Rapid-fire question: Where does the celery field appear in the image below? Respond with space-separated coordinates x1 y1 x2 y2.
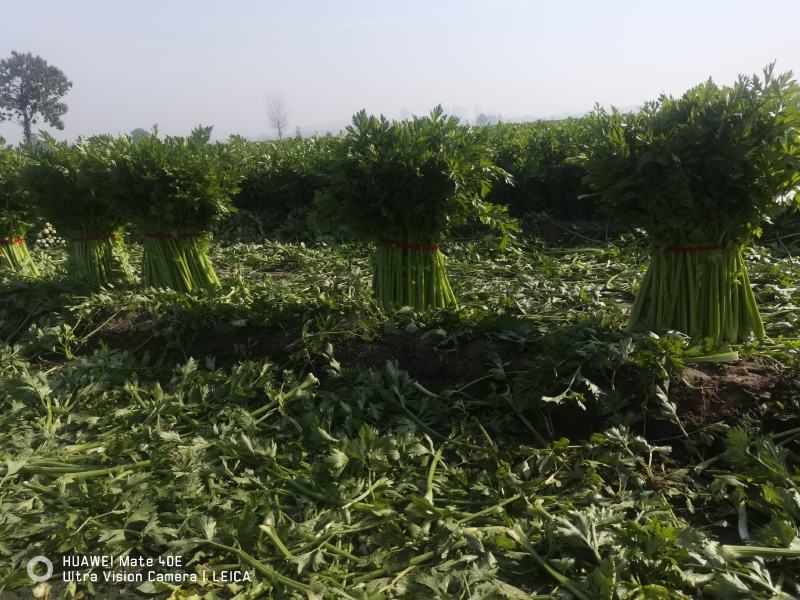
2 67 800 599
1 232 800 599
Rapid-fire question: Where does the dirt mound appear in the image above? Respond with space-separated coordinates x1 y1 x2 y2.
669 358 799 429
94 309 300 367
187 322 299 365
95 310 157 354
335 333 492 391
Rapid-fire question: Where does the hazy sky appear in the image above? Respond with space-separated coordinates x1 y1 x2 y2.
1 0 799 143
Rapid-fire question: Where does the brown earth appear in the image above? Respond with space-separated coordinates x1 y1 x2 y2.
92 309 300 367
669 358 799 430
334 332 492 391
186 323 299 365
94 309 157 355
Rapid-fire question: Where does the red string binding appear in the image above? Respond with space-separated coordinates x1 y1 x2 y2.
0 237 24 246
382 239 440 252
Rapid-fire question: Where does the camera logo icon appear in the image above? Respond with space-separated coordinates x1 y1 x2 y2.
26 556 53 582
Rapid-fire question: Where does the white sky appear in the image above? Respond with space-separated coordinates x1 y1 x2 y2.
1 0 799 142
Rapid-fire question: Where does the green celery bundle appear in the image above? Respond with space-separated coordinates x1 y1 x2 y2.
112 126 240 292
583 65 800 346
21 135 132 286
314 106 514 311
0 139 37 276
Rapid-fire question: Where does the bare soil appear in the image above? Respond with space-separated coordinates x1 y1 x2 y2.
94 310 156 354
334 332 492 391
93 310 300 367
669 358 799 430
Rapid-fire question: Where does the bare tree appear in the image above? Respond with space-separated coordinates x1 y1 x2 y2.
266 93 289 140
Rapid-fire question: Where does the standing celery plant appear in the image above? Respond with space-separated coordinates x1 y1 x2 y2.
21 135 132 287
230 134 336 239
583 65 800 347
0 139 37 276
112 126 240 292
314 107 514 311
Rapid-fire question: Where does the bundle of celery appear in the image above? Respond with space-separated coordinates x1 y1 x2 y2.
314 106 514 310
21 135 132 287
374 239 457 309
0 139 37 276
141 233 219 291
113 126 240 292
583 65 800 346
64 231 131 288
0 236 35 274
631 243 765 344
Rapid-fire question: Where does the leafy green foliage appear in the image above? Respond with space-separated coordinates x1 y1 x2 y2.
314 106 515 244
231 135 336 235
20 133 125 235
484 118 595 220
582 64 800 244
0 138 31 238
112 126 242 233
579 65 800 344
17 135 134 285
